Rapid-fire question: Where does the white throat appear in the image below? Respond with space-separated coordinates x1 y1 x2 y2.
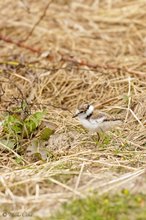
77 105 95 131
77 105 94 120
86 105 94 117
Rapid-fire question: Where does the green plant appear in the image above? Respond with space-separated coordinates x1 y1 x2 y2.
0 103 54 160
50 191 146 220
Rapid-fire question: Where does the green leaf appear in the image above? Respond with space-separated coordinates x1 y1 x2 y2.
27 139 48 160
15 156 23 164
23 111 45 135
3 115 22 135
40 127 54 140
0 139 15 149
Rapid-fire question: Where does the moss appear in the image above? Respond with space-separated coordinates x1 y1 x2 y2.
50 191 146 220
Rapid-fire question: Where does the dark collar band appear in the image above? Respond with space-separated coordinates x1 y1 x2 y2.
86 112 93 119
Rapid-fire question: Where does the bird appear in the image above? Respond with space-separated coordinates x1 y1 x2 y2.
73 103 122 134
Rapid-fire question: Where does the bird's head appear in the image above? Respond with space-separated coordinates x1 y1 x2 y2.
73 103 94 119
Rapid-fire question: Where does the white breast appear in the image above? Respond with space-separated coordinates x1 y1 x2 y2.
78 118 100 132
78 117 122 133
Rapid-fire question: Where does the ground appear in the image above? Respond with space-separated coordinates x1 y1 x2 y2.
0 0 146 219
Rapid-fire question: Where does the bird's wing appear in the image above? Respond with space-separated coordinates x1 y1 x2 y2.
90 110 122 123
90 111 108 123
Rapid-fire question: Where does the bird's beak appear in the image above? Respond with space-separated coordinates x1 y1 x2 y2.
72 113 78 118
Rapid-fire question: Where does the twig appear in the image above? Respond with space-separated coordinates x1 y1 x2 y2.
0 35 41 54
74 162 85 191
48 177 83 197
125 77 132 122
20 0 53 42
94 97 122 109
0 142 28 164
126 67 146 78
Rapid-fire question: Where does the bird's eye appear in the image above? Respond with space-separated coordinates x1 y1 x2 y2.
80 111 84 113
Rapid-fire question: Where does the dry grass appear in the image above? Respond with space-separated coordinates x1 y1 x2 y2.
0 0 146 219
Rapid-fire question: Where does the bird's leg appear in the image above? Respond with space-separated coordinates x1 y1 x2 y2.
96 132 100 141
91 132 100 144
